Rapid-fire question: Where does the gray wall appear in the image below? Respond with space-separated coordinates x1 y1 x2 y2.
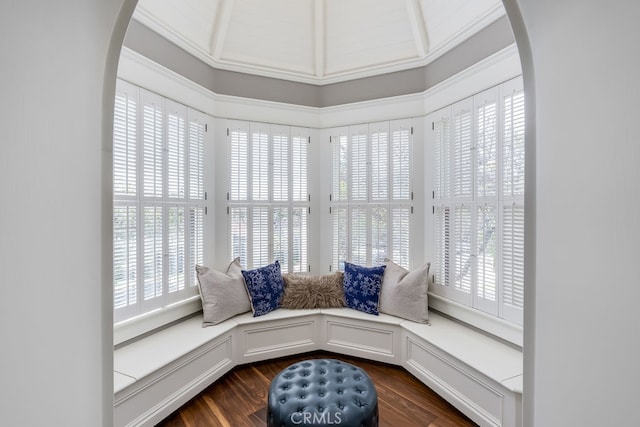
123 15 515 108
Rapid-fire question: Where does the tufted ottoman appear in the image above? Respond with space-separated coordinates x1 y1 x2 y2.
267 359 378 427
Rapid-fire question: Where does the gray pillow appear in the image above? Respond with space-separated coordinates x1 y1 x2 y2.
379 260 430 323
195 258 251 326
280 272 345 309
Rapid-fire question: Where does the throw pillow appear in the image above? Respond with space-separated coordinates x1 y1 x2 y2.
379 260 430 323
195 258 251 326
280 272 345 309
242 260 285 317
342 262 386 315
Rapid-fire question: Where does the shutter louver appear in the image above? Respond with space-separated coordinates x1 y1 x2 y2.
273 207 289 271
189 207 204 287
331 134 348 202
143 206 163 301
476 205 497 301
252 129 269 202
142 93 164 198
504 91 526 197
391 128 411 201
433 205 450 287
351 206 368 265
229 127 248 201
167 206 186 294
350 132 368 202
454 204 472 294
476 101 498 198
188 116 205 200
371 205 389 264
167 104 186 199
252 207 270 268
434 116 450 200
114 88 137 197
292 207 308 273
503 203 525 309
371 128 389 201
332 206 348 271
292 132 308 202
273 132 289 202
230 207 248 269
392 207 410 269
453 108 472 198
113 204 137 309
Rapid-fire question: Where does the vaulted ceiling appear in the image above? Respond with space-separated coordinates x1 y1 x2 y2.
133 0 505 85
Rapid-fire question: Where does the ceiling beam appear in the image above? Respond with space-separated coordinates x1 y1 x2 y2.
314 0 325 78
210 0 236 60
405 0 429 58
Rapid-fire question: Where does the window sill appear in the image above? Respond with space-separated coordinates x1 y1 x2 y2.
114 296 202 347
428 292 523 348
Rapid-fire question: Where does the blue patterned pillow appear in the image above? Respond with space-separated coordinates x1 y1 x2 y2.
241 261 285 317
343 262 386 315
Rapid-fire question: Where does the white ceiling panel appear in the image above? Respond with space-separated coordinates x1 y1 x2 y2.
132 0 506 84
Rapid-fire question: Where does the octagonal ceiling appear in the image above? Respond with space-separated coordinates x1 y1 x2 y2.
133 0 506 84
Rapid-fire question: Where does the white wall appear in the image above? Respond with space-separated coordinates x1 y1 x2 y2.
507 0 640 425
0 1 133 426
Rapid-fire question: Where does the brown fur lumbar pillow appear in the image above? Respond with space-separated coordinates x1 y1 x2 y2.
280 272 345 309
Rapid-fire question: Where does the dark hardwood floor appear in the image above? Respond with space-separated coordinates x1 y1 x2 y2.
157 351 477 427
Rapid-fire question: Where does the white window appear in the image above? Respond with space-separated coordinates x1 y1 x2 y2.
227 120 309 272
432 77 524 324
329 119 413 271
113 79 208 323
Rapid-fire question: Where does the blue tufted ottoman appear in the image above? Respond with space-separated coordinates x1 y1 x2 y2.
267 359 378 427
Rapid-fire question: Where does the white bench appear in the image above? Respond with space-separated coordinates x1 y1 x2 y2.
114 308 522 427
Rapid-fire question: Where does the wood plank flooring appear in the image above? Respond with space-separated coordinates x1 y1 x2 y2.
157 351 477 427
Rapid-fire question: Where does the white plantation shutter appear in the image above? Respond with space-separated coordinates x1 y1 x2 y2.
229 122 249 201
431 77 525 324
502 203 525 314
350 126 368 202
143 205 163 303
432 107 452 290
167 206 186 295
273 207 289 270
114 81 137 198
453 204 472 296
433 205 450 287
291 130 308 203
391 207 410 269
188 112 205 201
227 121 309 272
391 124 411 201
476 205 498 308
251 124 269 202
453 101 473 199
370 123 389 201
252 207 270 267
351 206 368 265
332 206 348 271
113 204 137 311
371 205 389 264
229 207 248 268
272 127 289 202
113 80 208 323
501 78 525 324
142 90 164 199
166 101 186 200
189 207 204 287
292 207 308 273
331 133 349 202
329 120 412 271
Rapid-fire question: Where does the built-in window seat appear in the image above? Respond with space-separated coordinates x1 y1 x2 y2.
114 308 522 427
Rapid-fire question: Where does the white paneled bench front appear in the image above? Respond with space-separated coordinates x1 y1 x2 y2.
114 308 522 427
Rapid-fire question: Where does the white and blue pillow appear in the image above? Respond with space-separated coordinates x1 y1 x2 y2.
343 262 386 315
241 260 285 317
